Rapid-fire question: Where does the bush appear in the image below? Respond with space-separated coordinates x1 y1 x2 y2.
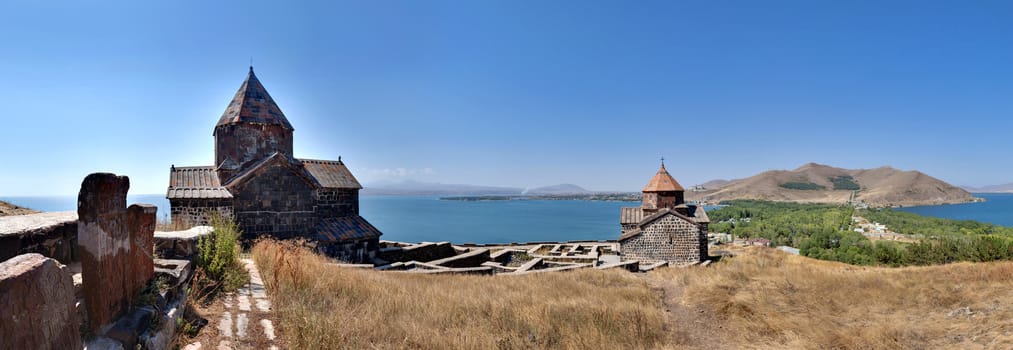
192 213 248 300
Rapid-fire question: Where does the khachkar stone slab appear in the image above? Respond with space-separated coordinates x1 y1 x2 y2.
128 204 157 287
0 253 82 350
77 173 156 331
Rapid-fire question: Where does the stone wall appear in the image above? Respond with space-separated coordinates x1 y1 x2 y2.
169 198 233 227
0 253 81 350
318 238 378 263
154 226 213 259
315 189 359 217
232 162 317 240
620 215 707 264
215 123 293 171
0 211 79 264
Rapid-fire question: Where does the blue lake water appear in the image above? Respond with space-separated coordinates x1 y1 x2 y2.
0 194 633 243
896 193 1013 227
6 193 1009 243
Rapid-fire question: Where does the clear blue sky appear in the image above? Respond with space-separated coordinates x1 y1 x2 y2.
2 1 1012 196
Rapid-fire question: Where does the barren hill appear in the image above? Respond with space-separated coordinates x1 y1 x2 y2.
0 200 38 217
687 163 975 207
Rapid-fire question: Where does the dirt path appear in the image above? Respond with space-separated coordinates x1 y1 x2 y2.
184 259 281 350
640 273 727 349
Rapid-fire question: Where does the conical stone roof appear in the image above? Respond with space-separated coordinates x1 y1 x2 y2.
216 67 294 130
642 164 685 192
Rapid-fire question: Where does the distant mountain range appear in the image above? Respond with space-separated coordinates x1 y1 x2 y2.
687 163 976 207
961 183 1013 193
361 180 522 196
362 181 596 196
363 163 977 207
522 184 589 195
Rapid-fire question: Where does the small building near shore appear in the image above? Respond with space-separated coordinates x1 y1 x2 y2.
618 162 709 264
166 67 381 262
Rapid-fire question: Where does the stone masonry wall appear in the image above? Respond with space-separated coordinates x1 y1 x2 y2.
169 198 234 227
232 163 317 240
314 189 359 217
620 215 706 264
0 253 81 350
215 123 293 170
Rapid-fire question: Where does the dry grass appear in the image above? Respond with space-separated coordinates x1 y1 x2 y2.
252 240 667 350
251 240 1013 349
652 246 1013 349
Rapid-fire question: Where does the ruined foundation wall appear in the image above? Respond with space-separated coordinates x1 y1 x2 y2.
0 212 79 264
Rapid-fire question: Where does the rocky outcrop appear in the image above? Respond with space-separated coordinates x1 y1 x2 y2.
0 253 81 350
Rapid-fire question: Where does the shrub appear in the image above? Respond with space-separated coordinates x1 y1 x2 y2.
192 213 248 300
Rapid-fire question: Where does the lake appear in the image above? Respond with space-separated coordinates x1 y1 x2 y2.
6 193 1009 243
896 193 1013 227
0 195 633 244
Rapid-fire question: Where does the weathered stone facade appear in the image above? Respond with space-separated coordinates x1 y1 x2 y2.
619 163 709 264
619 214 707 263
167 68 381 262
168 198 233 227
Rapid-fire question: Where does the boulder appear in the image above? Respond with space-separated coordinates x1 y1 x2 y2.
0 253 82 350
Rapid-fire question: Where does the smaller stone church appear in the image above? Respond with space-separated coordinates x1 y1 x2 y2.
619 162 709 264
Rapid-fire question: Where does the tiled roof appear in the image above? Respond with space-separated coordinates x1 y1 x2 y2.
642 164 685 192
167 166 233 199
693 205 710 223
620 207 645 225
215 67 294 130
301 159 362 189
315 216 382 242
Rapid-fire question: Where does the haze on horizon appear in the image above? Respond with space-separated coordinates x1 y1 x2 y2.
2 1 1012 196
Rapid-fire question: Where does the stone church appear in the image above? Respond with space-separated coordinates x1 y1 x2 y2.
619 162 709 264
166 67 381 262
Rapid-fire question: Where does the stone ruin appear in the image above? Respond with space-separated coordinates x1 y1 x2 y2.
0 173 209 350
364 239 706 275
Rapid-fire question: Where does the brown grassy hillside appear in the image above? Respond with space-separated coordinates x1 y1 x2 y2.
0 200 38 216
654 247 1013 349
252 241 1013 349
688 163 974 206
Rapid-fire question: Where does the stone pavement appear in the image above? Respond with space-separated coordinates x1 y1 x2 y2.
215 259 278 350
